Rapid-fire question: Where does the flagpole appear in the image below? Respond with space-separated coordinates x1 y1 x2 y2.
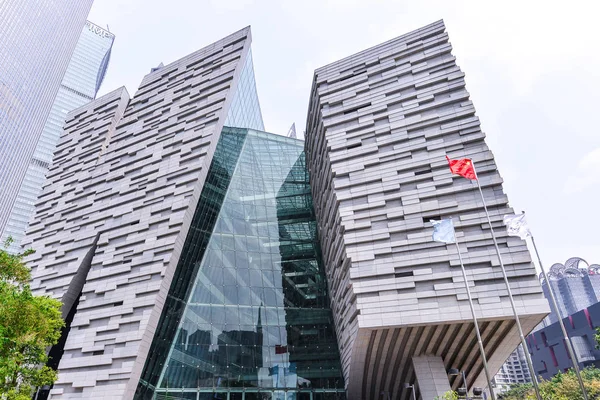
454 239 496 400
525 212 588 400
471 162 543 400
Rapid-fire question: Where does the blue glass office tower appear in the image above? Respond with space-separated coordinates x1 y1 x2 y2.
1 20 114 253
0 0 94 238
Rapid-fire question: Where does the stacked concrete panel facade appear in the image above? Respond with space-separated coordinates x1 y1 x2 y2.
304 20 549 399
23 28 257 399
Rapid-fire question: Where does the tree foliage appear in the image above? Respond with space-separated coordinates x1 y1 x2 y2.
498 383 533 399
434 391 458 400
0 238 64 400
498 367 600 400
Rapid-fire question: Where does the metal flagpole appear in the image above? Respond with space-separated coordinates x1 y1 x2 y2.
454 239 496 400
471 162 543 400
526 212 588 400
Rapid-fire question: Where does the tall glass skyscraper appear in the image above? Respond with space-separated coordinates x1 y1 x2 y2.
1 20 114 253
0 0 94 238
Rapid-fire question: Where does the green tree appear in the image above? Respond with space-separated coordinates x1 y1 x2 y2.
498 367 600 400
0 238 64 400
434 391 458 400
498 383 533 399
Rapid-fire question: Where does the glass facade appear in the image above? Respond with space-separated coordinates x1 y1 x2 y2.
224 50 265 131
1 21 114 253
0 0 93 235
136 127 345 400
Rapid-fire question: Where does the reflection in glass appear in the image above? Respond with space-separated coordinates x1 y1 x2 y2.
136 128 345 399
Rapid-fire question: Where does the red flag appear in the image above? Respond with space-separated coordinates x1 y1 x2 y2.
446 156 477 180
275 345 288 354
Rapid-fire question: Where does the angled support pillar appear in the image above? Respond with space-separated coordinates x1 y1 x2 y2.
412 355 452 399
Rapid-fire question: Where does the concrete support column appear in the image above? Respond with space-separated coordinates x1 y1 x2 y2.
412 355 452 400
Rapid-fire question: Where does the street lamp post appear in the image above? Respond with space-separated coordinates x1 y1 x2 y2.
448 368 468 392
402 383 417 400
448 369 484 399
472 387 484 399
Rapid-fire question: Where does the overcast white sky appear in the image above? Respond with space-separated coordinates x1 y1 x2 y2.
89 0 599 269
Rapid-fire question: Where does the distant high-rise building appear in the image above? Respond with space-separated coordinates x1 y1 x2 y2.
493 257 600 394
492 345 532 394
0 0 94 237
541 257 600 324
1 20 114 253
287 122 297 139
528 299 600 381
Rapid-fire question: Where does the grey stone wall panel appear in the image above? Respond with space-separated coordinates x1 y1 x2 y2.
23 28 253 399
305 20 549 399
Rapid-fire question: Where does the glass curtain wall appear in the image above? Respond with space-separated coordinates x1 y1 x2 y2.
1 21 114 253
0 0 93 233
136 128 345 400
224 49 264 131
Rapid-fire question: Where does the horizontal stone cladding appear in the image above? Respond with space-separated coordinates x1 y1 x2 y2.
304 20 549 399
22 27 254 400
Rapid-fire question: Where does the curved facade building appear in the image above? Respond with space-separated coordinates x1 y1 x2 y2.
540 257 600 324
1 20 115 253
